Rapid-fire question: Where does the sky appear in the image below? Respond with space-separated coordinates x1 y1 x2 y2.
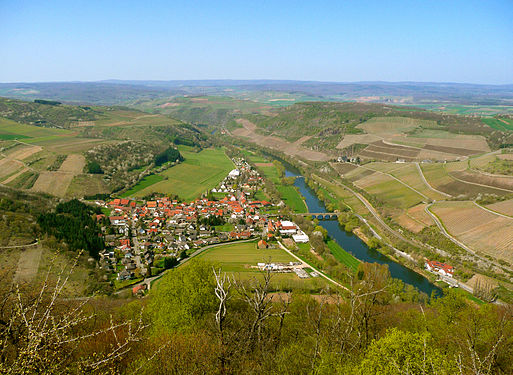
1 0 512 84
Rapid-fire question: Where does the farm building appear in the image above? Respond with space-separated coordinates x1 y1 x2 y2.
292 232 309 243
425 260 454 277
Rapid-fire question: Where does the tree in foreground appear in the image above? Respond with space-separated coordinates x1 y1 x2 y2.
358 328 457 375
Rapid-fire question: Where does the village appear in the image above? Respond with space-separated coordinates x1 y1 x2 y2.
94 158 310 286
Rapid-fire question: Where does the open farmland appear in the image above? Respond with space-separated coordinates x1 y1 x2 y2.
337 116 490 161
66 174 109 198
388 163 446 200
394 203 434 233
482 117 513 131
431 201 513 264
358 116 432 135
131 147 234 201
486 199 513 217
420 163 507 197
353 171 423 209
233 119 330 162
194 241 327 291
31 154 85 197
451 170 513 192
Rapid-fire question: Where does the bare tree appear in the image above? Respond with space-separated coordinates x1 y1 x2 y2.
213 267 232 374
0 252 147 374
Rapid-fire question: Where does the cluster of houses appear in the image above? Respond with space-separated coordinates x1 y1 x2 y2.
425 260 454 277
95 158 309 283
211 158 264 194
267 220 309 243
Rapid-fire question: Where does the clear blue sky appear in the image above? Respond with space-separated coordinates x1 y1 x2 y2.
1 0 512 83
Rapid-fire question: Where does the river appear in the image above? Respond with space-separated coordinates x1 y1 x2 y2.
282 164 442 298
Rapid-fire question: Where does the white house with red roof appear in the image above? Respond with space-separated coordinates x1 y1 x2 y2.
425 260 454 277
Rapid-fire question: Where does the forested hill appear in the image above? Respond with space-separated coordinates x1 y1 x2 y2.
0 97 98 128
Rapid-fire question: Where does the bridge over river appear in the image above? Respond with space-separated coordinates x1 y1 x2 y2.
292 212 340 220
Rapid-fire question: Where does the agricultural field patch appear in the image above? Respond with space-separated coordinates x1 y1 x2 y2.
422 144 483 156
66 174 109 198
354 172 423 209
30 154 85 196
420 163 504 197
194 241 328 291
482 117 513 131
330 163 358 176
6 170 39 189
485 199 513 216
133 147 234 201
431 201 497 235
336 134 381 150
407 203 434 227
5 143 42 160
59 154 85 174
450 170 513 192
343 167 375 182
0 158 24 182
357 116 433 135
458 218 513 264
389 164 446 200
31 172 74 197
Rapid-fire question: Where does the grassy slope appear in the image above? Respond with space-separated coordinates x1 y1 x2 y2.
326 238 360 272
132 147 234 201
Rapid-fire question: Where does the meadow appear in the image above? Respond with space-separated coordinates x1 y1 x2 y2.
194 241 328 291
326 238 360 272
120 174 164 197
257 163 308 213
130 147 234 201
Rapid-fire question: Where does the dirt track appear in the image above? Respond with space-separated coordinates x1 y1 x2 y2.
233 119 330 161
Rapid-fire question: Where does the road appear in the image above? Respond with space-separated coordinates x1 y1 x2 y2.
277 241 348 291
355 162 430 201
0 240 39 250
327 165 449 256
415 162 451 198
473 201 513 219
424 203 508 271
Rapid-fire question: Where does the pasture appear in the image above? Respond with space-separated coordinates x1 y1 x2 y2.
131 147 234 201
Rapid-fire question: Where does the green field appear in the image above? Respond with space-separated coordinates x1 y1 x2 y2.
326 238 360 272
0 118 72 143
132 147 234 201
258 164 307 213
482 118 513 131
363 176 423 209
121 174 164 197
276 185 308 213
194 241 327 291
196 241 294 272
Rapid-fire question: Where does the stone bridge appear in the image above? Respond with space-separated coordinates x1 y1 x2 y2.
291 212 340 220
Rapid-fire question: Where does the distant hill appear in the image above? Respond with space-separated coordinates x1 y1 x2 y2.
1 80 512 107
